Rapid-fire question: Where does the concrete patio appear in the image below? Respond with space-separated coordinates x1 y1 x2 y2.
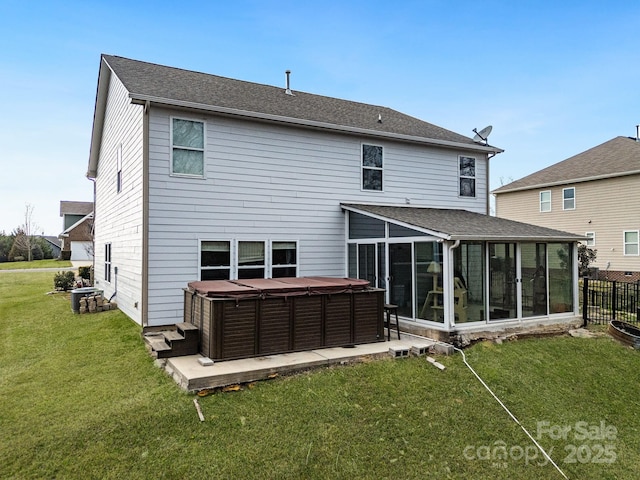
156 332 442 392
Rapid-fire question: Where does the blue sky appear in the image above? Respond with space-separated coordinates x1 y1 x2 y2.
1 0 639 234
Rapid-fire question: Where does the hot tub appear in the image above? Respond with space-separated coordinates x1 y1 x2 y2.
184 277 385 361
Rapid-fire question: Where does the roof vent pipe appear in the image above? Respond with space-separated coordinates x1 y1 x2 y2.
285 70 293 95
636 124 639 142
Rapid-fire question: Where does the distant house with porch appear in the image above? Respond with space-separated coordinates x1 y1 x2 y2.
87 54 583 341
59 201 94 261
493 135 640 282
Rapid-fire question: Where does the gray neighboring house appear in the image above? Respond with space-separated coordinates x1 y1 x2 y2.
87 54 583 341
41 236 62 258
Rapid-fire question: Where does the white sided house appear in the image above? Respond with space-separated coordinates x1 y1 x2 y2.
87 55 583 341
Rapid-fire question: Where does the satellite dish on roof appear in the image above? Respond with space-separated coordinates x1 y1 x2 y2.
473 125 493 144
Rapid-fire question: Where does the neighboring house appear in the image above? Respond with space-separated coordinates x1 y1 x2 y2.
493 136 640 282
87 54 583 341
59 201 94 261
41 236 62 258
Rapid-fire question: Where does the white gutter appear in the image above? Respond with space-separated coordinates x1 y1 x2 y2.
129 94 503 155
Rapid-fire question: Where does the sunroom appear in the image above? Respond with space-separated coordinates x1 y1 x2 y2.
342 204 584 338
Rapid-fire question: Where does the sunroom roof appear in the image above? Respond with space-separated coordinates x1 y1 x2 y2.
341 204 584 242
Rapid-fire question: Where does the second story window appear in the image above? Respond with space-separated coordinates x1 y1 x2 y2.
459 156 476 197
540 191 551 212
563 187 575 210
624 231 639 256
172 118 204 177
362 144 383 191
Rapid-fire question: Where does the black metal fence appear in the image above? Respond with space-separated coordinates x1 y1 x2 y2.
582 278 640 325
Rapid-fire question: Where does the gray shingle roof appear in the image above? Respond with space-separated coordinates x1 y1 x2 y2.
493 136 640 194
342 203 583 242
101 55 495 150
59 201 94 216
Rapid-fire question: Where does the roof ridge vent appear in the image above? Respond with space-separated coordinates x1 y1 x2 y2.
285 70 294 96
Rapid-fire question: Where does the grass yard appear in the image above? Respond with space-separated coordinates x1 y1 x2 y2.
0 259 72 270
1 271 640 479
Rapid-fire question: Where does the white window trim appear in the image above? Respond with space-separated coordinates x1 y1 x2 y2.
104 243 112 283
237 240 267 278
585 232 595 247
458 155 476 198
361 143 384 192
270 240 299 277
170 116 206 179
562 187 575 210
540 190 551 212
623 230 639 256
199 240 232 280
199 239 299 279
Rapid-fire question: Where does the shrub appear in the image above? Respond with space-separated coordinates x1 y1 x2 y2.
54 271 75 291
31 244 44 261
78 266 91 280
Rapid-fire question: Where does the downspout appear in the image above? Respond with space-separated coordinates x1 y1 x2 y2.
142 100 150 327
89 177 96 278
447 240 461 330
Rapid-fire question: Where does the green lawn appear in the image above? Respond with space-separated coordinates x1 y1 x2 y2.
0 258 72 270
1 272 639 479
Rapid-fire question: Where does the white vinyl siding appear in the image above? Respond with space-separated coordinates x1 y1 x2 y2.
146 109 489 326
563 187 575 210
540 190 551 212
92 72 144 324
624 231 639 256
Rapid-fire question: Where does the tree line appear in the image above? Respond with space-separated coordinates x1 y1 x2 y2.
0 230 56 262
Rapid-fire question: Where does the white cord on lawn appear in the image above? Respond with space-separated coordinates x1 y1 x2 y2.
448 343 569 480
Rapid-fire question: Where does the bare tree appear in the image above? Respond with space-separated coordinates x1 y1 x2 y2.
21 204 39 262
